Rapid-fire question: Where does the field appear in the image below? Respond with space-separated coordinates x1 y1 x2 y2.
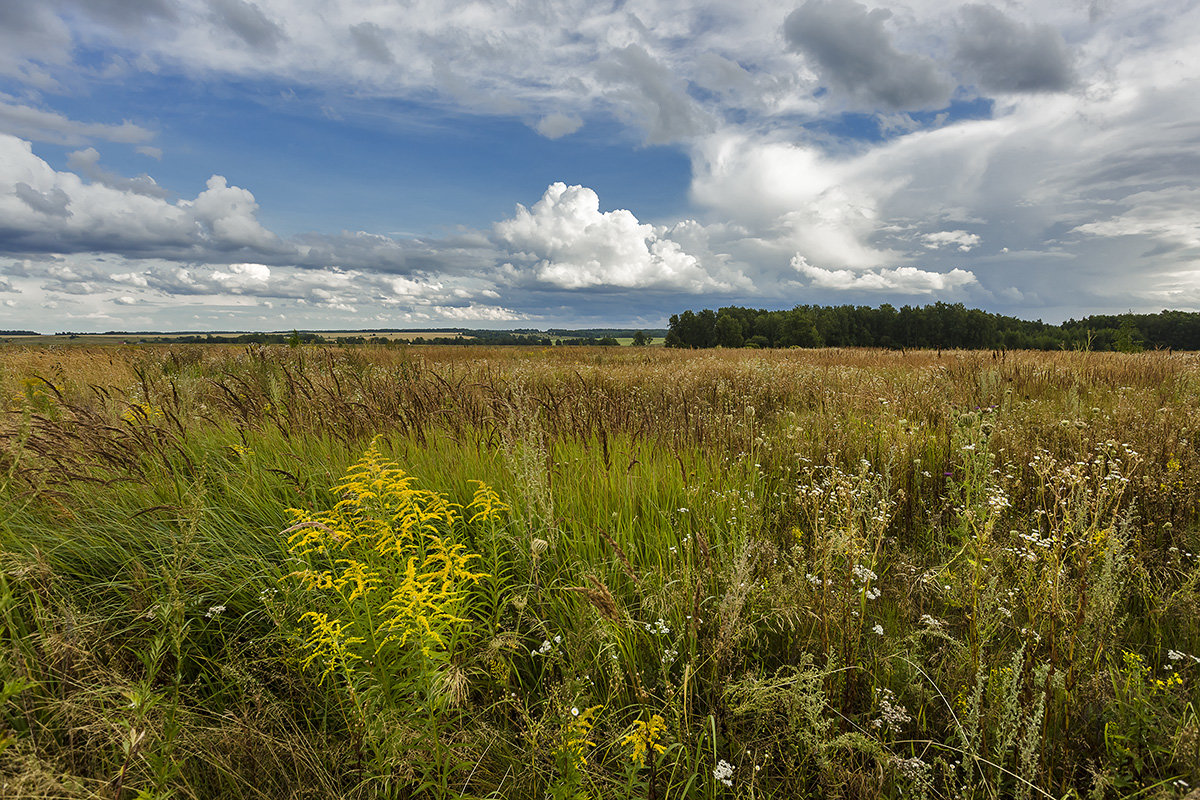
1 343 1198 799
0 332 472 346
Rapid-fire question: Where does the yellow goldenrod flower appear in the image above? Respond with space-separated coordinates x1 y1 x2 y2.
621 714 668 767
467 480 510 524
561 706 603 769
289 568 336 592
285 437 497 682
299 611 365 684
333 559 381 603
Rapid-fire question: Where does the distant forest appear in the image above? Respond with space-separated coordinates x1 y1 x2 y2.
664 303 1200 351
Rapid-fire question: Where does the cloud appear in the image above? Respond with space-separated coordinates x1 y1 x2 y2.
186 175 279 251
0 134 509 287
2 0 1198 326
792 256 978 294
535 112 583 139
921 230 980 252
955 5 1075 93
494 182 746 291
1071 187 1200 254
0 96 155 146
689 132 897 270
600 44 713 144
12 250 516 320
0 5 71 77
207 0 285 51
211 261 271 290
62 0 178 27
0 134 278 258
349 22 393 64
14 182 71 217
68 147 168 198
783 0 952 110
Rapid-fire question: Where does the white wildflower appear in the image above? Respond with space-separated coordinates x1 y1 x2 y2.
713 759 734 787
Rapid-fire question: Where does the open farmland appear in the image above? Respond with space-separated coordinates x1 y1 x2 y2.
1 344 1198 799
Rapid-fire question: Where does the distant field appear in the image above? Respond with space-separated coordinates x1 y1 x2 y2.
0 331 675 346
0 330 473 344
1 345 1197 798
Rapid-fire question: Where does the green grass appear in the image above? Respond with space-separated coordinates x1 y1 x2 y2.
1 345 1199 798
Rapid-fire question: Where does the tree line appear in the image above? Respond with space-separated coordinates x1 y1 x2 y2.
664 303 1200 351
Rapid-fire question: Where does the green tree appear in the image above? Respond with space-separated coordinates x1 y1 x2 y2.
714 311 744 348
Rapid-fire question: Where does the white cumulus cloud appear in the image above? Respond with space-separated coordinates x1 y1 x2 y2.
792 256 978 294
921 230 981 252
0 134 280 258
495 182 748 291
534 113 583 139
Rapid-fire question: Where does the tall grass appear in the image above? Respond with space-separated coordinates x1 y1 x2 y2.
1 344 1198 798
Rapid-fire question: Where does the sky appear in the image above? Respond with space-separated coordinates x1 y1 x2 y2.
1 0 1199 332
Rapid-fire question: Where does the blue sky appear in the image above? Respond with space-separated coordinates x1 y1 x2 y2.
1 0 1199 331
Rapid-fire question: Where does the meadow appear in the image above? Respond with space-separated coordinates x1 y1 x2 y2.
0 343 1198 799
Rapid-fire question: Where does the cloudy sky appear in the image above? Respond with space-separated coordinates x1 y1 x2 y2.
1 0 1198 331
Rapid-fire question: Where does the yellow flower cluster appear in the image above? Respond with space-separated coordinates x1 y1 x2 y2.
467 480 510 524
376 539 485 655
299 611 365 684
1154 671 1184 693
285 437 497 677
122 401 161 423
562 706 602 769
621 713 668 767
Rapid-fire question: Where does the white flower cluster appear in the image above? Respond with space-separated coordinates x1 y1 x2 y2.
894 755 929 781
852 563 882 600
1168 649 1200 664
985 487 1010 513
872 687 911 731
852 563 877 583
713 759 734 787
1004 528 1056 563
646 618 670 635
205 605 226 618
532 634 562 655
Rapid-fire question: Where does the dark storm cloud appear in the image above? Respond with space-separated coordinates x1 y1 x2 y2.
784 0 952 110
955 5 1075 93
207 0 285 51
